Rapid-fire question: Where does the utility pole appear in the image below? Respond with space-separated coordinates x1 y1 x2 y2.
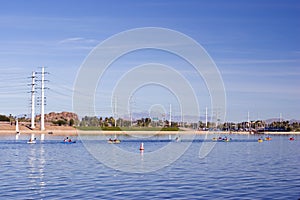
114 97 117 127
41 67 45 131
213 108 220 129
205 107 208 128
30 71 36 129
169 104 172 127
130 107 132 127
279 113 282 123
36 67 48 131
247 111 250 130
129 97 134 127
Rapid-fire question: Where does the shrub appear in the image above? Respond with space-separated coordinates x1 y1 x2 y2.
0 115 10 121
52 119 67 126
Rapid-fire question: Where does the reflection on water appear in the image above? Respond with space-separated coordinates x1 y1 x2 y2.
27 143 46 198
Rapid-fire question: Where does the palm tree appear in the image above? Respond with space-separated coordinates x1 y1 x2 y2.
99 117 103 127
104 117 109 127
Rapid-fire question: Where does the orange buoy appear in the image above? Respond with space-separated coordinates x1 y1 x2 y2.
139 142 144 151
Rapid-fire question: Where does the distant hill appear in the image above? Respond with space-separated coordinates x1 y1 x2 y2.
36 111 79 122
264 118 300 124
289 119 300 123
265 118 281 124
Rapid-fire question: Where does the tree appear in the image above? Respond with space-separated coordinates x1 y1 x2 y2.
0 114 10 121
144 118 151 127
99 117 103 127
109 117 115 127
104 117 109 127
69 118 75 126
90 117 99 126
53 119 67 126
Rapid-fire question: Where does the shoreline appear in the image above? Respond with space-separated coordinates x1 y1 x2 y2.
0 130 299 136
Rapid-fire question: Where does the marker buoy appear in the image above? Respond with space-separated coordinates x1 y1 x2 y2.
139 142 144 151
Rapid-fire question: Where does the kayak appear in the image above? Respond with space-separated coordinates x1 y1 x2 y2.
27 141 36 144
265 137 272 141
62 140 76 144
107 139 121 144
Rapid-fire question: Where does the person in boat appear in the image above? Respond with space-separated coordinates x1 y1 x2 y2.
175 136 181 142
64 137 72 142
28 137 36 142
63 137 68 142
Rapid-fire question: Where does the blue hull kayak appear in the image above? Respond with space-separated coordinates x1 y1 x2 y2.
61 141 76 144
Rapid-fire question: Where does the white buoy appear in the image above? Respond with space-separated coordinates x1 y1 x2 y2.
139 142 144 151
41 133 45 141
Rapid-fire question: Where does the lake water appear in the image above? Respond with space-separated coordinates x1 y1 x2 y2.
0 134 299 199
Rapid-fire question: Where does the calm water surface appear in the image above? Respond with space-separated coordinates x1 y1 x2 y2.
0 134 299 199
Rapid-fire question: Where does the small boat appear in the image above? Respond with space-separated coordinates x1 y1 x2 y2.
258 138 263 143
175 136 181 142
63 137 76 143
289 137 295 141
63 140 76 143
265 136 272 141
27 139 36 144
220 136 231 142
107 138 121 144
212 137 231 142
27 136 36 144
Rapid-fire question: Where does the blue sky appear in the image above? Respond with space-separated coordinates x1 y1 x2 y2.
0 0 299 122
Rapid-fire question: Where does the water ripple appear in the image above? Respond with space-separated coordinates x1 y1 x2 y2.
0 135 299 199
